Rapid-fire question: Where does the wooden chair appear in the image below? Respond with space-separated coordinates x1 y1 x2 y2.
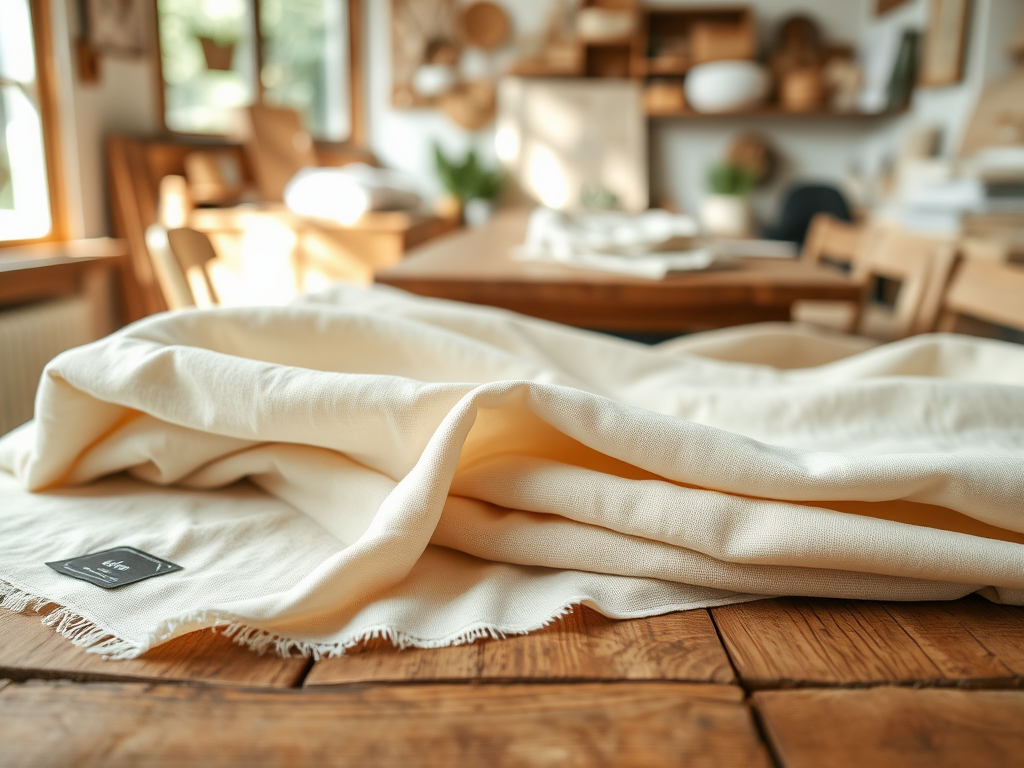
800 213 863 269
851 228 959 340
243 105 318 202
145 225 195 310
937 258 1024 336
791 214 876 336
795 214 958 341
166 228 221 308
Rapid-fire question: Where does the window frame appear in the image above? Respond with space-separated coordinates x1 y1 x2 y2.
151 0 365 149
0 0 67 247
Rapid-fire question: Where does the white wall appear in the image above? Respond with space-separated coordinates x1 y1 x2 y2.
51 0 159 239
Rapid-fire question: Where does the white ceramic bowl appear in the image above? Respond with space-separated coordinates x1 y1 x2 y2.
412 64 457 98
684 61 769 113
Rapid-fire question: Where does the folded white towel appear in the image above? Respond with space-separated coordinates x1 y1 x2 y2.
284 164 422 225
516 207 714 279
2 285 1023 659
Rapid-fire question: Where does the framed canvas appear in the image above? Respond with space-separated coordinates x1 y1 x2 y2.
85 0 147 57
496 78 648 212
919 0 972 87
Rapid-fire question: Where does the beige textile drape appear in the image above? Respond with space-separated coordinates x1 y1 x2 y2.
1 285 1023 658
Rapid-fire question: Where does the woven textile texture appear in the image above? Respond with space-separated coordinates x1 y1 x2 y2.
1 285 1023 658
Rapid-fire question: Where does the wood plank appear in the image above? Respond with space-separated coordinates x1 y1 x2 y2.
713 596 1024 687
0 609 308 688
755 687 1024 768
305 607 734 686
880 597 1023 682
0 681 768 768
306 636 484 686
711 597 941 686
480 607 734 682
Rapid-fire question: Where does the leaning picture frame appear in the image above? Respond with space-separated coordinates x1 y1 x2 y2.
84 0 147 57
919 0 972 87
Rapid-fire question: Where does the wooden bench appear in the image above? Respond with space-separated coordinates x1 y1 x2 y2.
2 594 1023 766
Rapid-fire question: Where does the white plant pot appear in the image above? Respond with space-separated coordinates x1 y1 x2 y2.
464 198 495 228
701 194 753 238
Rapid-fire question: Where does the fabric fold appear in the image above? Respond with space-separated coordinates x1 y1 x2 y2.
1 284 1023 658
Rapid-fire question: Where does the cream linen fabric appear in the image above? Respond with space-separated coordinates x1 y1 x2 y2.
2 284 1024 658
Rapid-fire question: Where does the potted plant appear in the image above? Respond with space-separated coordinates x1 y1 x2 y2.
433 144 504 227
194 22 239 72
701 162 757 237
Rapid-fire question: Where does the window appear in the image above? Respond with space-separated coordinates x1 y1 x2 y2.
0 0 60 243
156 0 354 142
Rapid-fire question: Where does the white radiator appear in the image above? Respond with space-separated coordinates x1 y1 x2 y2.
0 296 101 436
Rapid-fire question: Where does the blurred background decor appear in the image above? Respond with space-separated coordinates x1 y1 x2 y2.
919 0 972 85
84 0 147 55
701 162 757 237
433 143 504 225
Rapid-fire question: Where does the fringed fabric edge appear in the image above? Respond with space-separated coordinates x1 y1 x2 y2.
0 576 581 661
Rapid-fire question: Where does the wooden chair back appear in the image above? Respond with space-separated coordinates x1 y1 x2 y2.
801 213 863 269
166 228 221 308
959 237 1009 264
938 259 1024 334
145 225 195 310
851 228 959 338
244 105 318 202
108 134 375 319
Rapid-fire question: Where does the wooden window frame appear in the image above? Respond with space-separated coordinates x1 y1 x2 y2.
151 0 366 150
1 0 68 247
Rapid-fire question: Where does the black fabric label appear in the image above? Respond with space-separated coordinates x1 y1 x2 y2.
46 546 182 589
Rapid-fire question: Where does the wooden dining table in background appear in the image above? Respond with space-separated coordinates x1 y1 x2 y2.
376 209 864 336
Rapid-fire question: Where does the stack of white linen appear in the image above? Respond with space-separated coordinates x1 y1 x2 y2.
515 207 715 279
1 285 1023 659
284 163 422 225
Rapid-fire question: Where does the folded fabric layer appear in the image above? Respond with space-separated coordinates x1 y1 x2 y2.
1 285 1023 659
516 207 715 279
284 164 422 225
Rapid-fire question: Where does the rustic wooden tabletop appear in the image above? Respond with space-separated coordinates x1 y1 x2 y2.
1 594 1023 766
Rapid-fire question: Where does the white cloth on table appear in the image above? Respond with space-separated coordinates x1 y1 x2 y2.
515 207 714 279
284 164 422 225
2 284 1024 659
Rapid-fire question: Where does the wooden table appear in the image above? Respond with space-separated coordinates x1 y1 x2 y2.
377 210 863 335
189 205 458 290
2 594 1023 766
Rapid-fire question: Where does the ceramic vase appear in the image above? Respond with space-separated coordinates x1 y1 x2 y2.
701 194 753 237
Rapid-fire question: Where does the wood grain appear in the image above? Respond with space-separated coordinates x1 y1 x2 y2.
755 687 1024 768
305 606 734 686
0 609 307 688
712 597 941 686
713 596 1024 687
0 681 768 768
883 597 1024 679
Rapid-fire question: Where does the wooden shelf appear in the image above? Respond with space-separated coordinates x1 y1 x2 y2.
645 106 906 120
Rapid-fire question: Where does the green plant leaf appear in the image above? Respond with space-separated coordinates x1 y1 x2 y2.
433 142 504 201
707 163 756 196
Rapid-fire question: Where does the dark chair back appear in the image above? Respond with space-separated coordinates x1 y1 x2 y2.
764 184 853 246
